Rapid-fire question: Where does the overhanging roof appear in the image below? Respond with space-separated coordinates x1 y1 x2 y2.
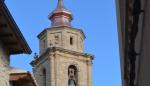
0 0 31 54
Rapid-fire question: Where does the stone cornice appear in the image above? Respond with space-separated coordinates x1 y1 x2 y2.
31 47 94 66
37 26 86 39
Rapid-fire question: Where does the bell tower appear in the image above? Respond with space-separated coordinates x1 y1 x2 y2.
31 0 94 86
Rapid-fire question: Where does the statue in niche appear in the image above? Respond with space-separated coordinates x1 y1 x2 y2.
68 65 77 86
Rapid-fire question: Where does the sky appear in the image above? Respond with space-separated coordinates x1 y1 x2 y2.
5 0 121 86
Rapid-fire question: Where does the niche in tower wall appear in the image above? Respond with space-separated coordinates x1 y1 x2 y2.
68 65 77 86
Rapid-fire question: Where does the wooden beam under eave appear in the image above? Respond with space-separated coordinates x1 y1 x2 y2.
0 23 7 28
4 42 18 46
0 12 2 17
9 50 23 55
0 33 13 38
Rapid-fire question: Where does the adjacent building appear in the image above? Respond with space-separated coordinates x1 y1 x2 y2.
31 0 94 86
0 0 35 86
10 68 37 86
116 0 150 86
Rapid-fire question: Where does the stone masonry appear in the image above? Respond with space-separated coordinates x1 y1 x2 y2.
31 0 94 86
0 41 10 86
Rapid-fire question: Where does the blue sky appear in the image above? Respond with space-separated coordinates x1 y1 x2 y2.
5 0 121 86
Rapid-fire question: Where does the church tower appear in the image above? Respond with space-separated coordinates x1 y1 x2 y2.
31 0 94 86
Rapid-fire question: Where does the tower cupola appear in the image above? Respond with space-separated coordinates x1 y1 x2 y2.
49 0 73 27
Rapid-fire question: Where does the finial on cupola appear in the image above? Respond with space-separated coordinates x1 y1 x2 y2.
49 0 73 27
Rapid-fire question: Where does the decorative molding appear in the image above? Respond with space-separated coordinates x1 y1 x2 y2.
31 47 94 66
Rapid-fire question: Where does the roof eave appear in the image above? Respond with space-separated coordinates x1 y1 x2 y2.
1 1 32 54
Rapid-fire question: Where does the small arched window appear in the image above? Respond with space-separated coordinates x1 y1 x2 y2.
42 68 46 86
68 65 78 86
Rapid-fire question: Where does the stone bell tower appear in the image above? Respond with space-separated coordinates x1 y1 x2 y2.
31 0 94 86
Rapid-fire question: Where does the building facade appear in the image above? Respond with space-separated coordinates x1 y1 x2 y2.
31 0 94 86
116 0 150 86
0 0 31 86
